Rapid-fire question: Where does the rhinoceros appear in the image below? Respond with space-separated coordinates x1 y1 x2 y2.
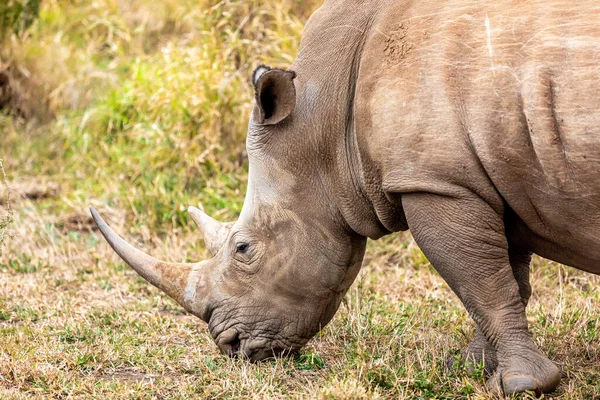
90 0 600 395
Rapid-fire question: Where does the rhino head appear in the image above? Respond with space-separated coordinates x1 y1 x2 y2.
90 65 377 360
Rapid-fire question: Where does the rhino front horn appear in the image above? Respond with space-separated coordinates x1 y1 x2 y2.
90 207 213 322
188 205 233 255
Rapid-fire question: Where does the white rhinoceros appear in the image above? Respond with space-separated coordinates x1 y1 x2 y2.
91 0 600 395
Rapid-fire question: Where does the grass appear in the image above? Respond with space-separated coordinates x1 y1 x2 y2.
0 160 14 257
1 0 599 398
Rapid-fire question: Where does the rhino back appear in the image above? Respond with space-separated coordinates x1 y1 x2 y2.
353 0 600 264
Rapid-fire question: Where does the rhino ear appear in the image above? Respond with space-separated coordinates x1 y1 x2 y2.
252 64 271 87
252 65 296 125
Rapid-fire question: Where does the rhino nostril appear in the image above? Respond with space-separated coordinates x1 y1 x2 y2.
229 333 241 354
217 329 243 356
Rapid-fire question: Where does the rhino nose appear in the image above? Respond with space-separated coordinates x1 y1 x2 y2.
217 329 242 356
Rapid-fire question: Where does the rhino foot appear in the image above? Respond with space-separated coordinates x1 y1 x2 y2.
485 353 561 396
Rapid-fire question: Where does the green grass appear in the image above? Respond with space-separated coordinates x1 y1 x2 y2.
1 1 599 399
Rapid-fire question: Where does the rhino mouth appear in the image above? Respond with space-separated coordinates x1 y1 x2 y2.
213 326 303 361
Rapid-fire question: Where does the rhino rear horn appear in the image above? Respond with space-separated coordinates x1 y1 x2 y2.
188 206 233 256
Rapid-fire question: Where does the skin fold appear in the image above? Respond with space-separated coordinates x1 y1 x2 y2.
92 0 600 395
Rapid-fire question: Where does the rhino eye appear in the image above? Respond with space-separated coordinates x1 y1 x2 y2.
236 243 249 254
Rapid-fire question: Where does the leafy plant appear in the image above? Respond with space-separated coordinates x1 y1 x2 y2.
295 352 325 371
0 0 41 41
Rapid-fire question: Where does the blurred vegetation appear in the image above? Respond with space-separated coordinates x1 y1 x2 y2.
0 0 38 255
1 0 319 233
0 160 13 257
0 0 41 41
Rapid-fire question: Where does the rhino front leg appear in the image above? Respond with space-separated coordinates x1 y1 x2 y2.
452 247 532 375
402 192 560 395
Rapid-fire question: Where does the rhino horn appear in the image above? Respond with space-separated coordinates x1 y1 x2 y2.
188 205 233 255
90 207 212 321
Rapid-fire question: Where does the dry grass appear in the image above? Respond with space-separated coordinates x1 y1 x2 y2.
0 160 14 257
0 1 599 399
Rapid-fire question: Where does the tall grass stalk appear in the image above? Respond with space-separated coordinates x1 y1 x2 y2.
0 159 13 257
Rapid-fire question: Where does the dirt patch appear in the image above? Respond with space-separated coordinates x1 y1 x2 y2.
95 368 184 384
99 369 156 383
55 212 97 232
7 179 61 201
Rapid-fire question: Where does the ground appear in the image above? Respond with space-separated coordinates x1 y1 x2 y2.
0 1 599 399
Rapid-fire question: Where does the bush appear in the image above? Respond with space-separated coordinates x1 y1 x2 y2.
1 0 310 230
0 1 42 120
0 0 40 41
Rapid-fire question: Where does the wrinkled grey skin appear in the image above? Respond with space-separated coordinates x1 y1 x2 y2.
91 0 600 395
